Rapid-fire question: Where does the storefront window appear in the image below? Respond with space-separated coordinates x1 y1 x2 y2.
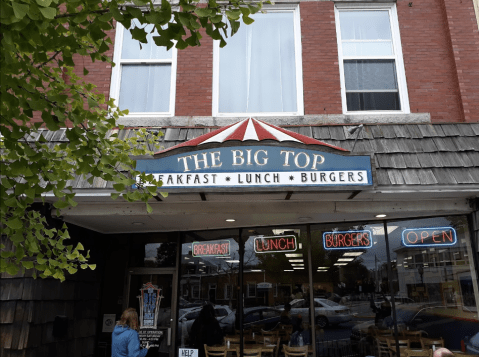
386 216 479 351
175 216 479 356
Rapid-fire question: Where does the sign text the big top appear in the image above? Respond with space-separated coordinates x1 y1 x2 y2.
136 145 373 190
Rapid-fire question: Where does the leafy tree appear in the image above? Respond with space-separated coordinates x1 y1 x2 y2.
0 0 264 280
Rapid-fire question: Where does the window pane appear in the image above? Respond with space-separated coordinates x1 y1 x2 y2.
119 64 171 113
219 12 297 113
346 92 400 111
342 41 393 56
122 21 172 60
344 60 398 91
339 11 392 40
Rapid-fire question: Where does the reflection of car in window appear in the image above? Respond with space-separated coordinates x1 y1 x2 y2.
243 307 283 331
351 304 479 351
282 298 352 328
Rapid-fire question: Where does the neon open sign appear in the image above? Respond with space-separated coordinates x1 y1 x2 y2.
254 235 297 253
323 230 373 250
192 240 230 257
402 227 457 247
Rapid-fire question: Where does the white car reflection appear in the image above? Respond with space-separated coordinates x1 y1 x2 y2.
287 298 352 328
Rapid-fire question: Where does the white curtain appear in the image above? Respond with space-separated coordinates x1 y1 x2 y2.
218 12 297 113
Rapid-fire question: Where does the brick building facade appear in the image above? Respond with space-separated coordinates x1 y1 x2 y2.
2 0 479 356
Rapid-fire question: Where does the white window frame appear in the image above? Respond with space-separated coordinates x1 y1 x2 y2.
212 5 304 117
335 3 410 114
110 22 177 117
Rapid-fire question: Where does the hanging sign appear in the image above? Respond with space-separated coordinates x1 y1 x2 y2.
254 235 297 253
323 230 373 250
139 282 163 328
401 227 457 247
135 146 372 190
192 240 230 257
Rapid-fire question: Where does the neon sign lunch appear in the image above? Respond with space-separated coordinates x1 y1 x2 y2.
254 235 297 253
135 145 373 190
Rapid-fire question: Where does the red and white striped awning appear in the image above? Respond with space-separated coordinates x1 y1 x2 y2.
156 118 347 154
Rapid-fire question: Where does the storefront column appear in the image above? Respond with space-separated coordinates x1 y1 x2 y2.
238 228 244 357
307 225 316 357
384 221 400 357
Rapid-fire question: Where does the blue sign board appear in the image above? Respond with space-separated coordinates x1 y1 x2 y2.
135 145 372 189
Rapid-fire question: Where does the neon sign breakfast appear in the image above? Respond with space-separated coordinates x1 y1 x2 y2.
192 241 230 257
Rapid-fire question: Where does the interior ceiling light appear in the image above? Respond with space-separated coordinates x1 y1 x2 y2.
226 260 240 263
188 262 195 264
226 219 236 222
293 267 304 269
284 269 294 272
375 214 387 218
250 269 263 272
334 263 347 266
317 267 329 269
337 258 354 262
343 252 364 256
285 254 303 258
289 259 304 263
291 264 304 266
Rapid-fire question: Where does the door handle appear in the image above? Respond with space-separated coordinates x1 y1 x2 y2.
167 327 171 346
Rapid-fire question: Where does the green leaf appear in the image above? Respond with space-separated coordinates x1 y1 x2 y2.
83 67 89 76
6 264 19 276
22 261 34 269
12 2 29 19
39 6 56 19
146 202 153 214
76 243 84 251
80 264 88 269
88 264 96 270
6 218 23 230
36 0 52 7
53 200 70 209
194 8 212 17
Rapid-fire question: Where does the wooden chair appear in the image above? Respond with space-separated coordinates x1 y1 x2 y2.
225 336 241 346
402 330 423 339
420 338 444 350
262 337 281 357
236 347 262 357
376 336 392 357
404 349 432 357
283 344 309 357
205 345 228 357
387 338 411 357
261 329 279 338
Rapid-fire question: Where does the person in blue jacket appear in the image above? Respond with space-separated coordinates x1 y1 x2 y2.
112 308 150 357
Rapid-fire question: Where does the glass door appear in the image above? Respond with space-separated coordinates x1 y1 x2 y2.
125 268 177 357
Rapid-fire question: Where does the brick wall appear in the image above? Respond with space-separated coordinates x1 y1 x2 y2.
442 0 479 122
301 2 343 115
397 0 464 122
175 30 213 117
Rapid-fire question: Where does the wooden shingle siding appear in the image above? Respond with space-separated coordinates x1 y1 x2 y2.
16 123 479 189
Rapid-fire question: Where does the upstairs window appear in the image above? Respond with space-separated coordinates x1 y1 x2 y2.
110 21 177 116
335 4 409 113
213 6 304 116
